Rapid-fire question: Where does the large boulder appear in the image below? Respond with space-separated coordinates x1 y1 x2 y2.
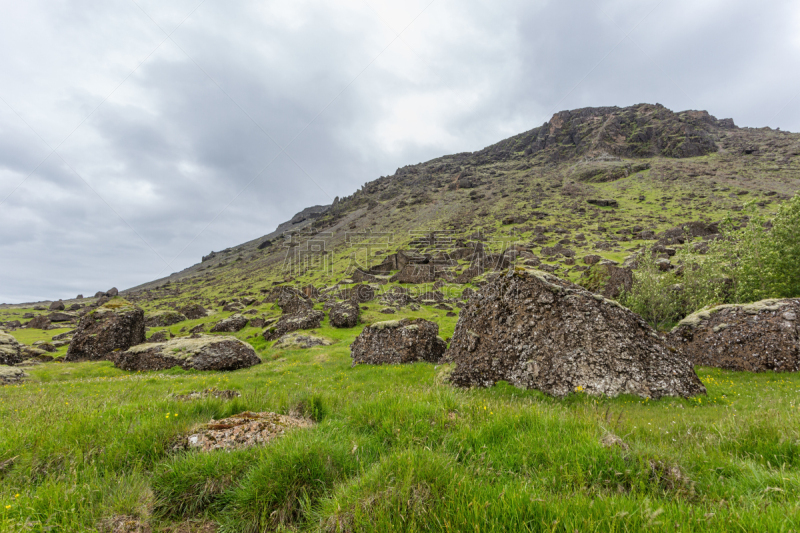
210 314 249 333
115 335 261 372
64 300 146 362
446 268 705 399
350 318 446 366
145 310 188 327
180 303 209 320
579 263 633 299
26 315 51 330
669 299 800 372
0 332 23 366
48 312 77 323
49 301 65 311
263 310 324 341
329 301 360 328
267 287 314 315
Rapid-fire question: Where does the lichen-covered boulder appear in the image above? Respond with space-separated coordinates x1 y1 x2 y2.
64 300 146 362
446 268 705 399
350 318 446 366
0 332 23 366
145 310 187 327
669 299 800 372
210 314 249 333
263 310 324 341
180 303 209 320
267 287 314 315
115 335 261 371
273 332 332 349
0 365 27 385
329 301 359 328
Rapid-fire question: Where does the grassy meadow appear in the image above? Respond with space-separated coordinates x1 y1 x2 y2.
1 304 799 532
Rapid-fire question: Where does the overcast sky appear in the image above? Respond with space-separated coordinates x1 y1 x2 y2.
1 0 799 303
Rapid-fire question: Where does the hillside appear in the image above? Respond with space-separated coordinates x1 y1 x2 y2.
122 103 799 304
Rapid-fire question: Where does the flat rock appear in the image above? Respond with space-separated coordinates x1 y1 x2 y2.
669 299 800 372
64 300 146 362
273 332 332 349
446 268 705 399
175 411 312 452
115 335 261 371
351 318 446 366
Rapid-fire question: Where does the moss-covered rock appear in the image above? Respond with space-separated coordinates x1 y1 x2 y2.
115 335 261 371
64 299 146 362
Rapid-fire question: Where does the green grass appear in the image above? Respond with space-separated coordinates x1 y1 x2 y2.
2 317 799 532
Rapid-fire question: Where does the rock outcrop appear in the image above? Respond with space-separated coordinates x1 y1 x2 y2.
350 318 446 366
115 335 261 371
210 314 249 333
329 301 359 328
0 332 23 366
669 299 800 372
446 268 705 399
64 300 146 362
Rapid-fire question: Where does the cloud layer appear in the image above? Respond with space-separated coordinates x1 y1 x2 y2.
1 0 798 302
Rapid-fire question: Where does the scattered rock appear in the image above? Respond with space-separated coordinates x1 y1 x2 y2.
49 301 65 311
0 365 28 385
583 254 601 265
145 310 187 327
272 332 332 349
175 411 312 452
0 332 23 366
180 303 209 320
172 389 241 401
26 315 51 330
115 335 261 372
329 301 360 328
210 314 249 333
379 307 397 314
446 268 705 399
65 300 146 362
263 310 324 341
587 198 619 208
48 312 76 323
390 264 436 284
669 299 800 372
106 288 119 297
351 318 446 366
147 330 170 343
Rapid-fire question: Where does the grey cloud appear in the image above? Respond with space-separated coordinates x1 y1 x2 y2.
1 0 799 302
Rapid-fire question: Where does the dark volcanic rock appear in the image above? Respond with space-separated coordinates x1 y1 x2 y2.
65 302 146 362
145 310 188 327
267 287 314 315
180 303 208 320
263 310 325 341
48 312 76 323
210 314 249 333
115 335 261 372
49 301 65 311
579 263 633 299
106 288 119 297
669 299 800 372
390 264 436 284
446 268 705 399
26 315 51 330
329 301 360 328
350 318 446 366
0 332 23 366
147 330 170 343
